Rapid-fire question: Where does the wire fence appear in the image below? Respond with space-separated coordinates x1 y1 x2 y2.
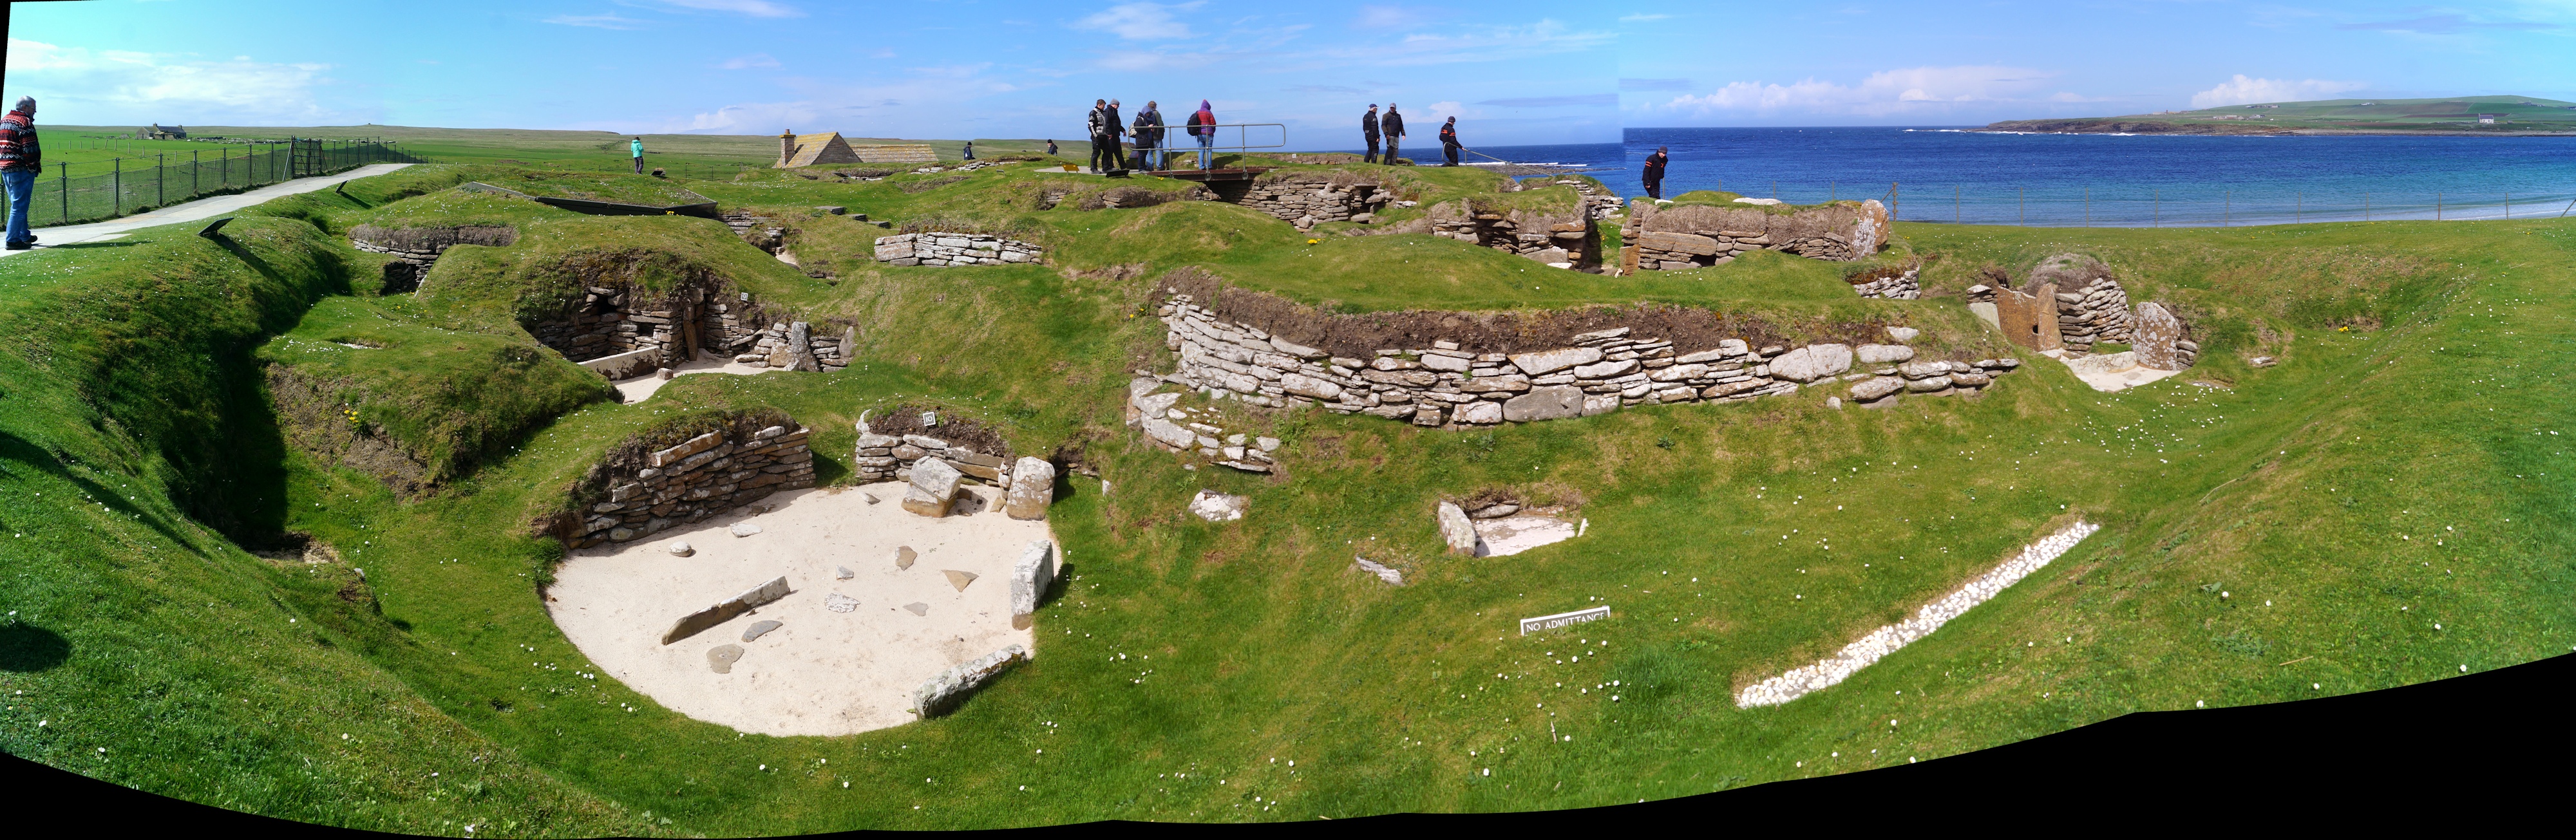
1672 180 2576 227
4 139 424 228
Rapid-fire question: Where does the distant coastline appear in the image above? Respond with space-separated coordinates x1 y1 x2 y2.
1971 119 2576 137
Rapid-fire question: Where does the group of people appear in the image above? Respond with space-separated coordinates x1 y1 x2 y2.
1359 104 1464 166
1068 98 1219 173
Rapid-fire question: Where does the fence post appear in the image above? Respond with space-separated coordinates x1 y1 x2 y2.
2296 191 2301 224
113 158 122 216
2505 193 2510 219
2153 189 2159 227
2018 187 2023 225
2083 186 2089 227
193 150 200 196
1955 184 1960 223
158 154 165 209
58 161 68 225
2224 189 2230 227
1891 182 1899 218
2437 192 2442 221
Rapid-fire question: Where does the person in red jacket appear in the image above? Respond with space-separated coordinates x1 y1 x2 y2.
1 97 40 249
1186 100 1217 169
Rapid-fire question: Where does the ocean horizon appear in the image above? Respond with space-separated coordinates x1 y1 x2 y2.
1619 126 2576 227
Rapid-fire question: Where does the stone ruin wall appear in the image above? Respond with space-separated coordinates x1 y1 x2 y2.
1969 281 2199 370
1151 292 2022 432
1621 199 1893 271
871 232 1046 267
1423 198 1605 270
348 225 518 294
849 412 1023 488
553 413 817 548
527 286 855 379
1208 174 1392 230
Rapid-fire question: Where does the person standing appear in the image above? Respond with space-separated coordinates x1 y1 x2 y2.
630 136 644 173
1438 117 1461 167
1086 99 1114 173
963 140 976 160
1046 139 1058 156
1188 100 1217 170
1641 145 1669 200
1104 99 1128 171
1133 100 1166 171
1361 104 1381 163
1381 104 1406 165
2 97 39 250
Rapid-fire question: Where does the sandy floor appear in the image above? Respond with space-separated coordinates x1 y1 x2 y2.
2045 349 2183 393
548 482 1050 736
614 354 779 403
1473 515 1581 557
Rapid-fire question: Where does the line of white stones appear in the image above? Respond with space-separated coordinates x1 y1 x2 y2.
1735 519 2101 709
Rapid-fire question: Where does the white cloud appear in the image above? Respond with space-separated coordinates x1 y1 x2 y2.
1618 14 1670 22
2189 75 2366 108
719 53 781 70
544 14 647 30
1072 2 1204 40
1354 5 1434 28
1651 66 2060 117
647 0 803 17
3 38 347 123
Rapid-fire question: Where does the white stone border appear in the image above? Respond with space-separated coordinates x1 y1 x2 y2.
1736 520 2099 708
1520 605 1610 635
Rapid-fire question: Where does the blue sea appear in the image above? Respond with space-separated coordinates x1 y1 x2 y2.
1616 127 2576 227
1302 142 1624 171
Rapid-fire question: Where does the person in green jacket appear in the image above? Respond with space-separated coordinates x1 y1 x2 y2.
630 137 644 173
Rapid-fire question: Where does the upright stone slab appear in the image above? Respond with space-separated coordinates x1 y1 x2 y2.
2132 302 2184 371
1436 501 1479 555
1997 283 2062 351
660 575 792 645
1005 456 1056 520
902 457 963 518
1010 539 1056 630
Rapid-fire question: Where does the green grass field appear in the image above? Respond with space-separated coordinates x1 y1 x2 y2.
1 155 2570 833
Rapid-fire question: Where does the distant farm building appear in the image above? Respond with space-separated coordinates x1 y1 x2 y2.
775 131 935 167
2477 114 2499 124
146 124 186 139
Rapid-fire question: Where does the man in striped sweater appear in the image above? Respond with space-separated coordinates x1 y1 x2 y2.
1 97 39 250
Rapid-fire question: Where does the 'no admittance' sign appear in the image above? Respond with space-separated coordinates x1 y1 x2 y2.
1520 605 1609 635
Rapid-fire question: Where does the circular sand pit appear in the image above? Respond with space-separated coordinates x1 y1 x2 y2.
548 481 1052 736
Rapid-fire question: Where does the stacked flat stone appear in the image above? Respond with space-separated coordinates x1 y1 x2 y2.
1430 210 1595 268
1156 295 2019 430
872 232 1044 266
850 422 1023 488
532 286 687 364
1842 355 2021 407
1128 380 1285 472
2055 277 2135 350
726 319 853 371
572 424 816 548
1227 177 1390 230
1850 268 1922 299
1622 198 1889 270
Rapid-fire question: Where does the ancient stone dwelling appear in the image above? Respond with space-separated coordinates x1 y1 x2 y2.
1967 255 2199 371
1621 198 1892 270
526 286 854 379
553 413 816 548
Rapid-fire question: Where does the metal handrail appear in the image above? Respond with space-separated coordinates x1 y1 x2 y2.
1126 122 1287 153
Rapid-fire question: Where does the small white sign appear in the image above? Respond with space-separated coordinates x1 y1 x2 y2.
1520 605 1609 635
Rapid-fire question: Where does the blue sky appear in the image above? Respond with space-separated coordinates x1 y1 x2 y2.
6 0 1617 145
1620 1 2576 127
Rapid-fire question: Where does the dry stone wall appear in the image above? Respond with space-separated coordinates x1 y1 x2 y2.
2051 277 2135 350
348 225 517 293
1850 269 1922 299
871 232 1046 267
1154 294 2019 431
560 416 817 548
1426 198 1604 270
1214 174 1392 230
851 412 1028 489
1622 198 1891 270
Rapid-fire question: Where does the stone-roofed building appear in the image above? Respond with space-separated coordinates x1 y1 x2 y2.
775 131 937 167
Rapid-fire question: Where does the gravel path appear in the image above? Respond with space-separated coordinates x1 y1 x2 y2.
1736 520 2100 708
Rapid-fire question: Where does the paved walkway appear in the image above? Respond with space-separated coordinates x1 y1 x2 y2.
2 163 417 257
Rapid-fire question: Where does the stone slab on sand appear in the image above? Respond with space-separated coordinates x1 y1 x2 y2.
550 482 1052 736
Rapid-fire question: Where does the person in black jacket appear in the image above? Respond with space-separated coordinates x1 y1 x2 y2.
1086 100 1113 172
1381 104 1406 164
1361 104 1381 163
1104 99 1128 170
1642 145 1669 200
1438 117 1460 166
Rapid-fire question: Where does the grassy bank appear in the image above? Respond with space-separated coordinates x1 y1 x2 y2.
3 160 2570 832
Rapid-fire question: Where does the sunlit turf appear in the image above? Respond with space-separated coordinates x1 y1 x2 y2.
2 161 2570 831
